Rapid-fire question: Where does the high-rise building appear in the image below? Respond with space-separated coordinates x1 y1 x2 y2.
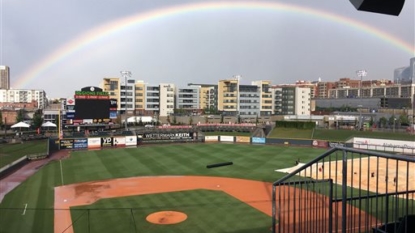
393 57 415 85
0 65 10 89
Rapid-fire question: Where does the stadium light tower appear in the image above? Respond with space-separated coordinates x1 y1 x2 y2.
356 70 367 98
120 71 132 131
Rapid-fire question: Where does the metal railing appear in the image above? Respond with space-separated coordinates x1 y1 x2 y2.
272 147 415 233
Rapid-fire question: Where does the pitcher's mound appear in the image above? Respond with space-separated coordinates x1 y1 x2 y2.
146 211 187 225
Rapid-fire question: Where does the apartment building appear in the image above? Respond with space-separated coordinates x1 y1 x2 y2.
100 77 120 108
271 86 311 115
100 77 135 114
0 89 47 109
328 84 415 99
134 81 146 115
252 80 273 116
199 85 217 113
122 78 135 114
316 82 335 98
238 84 260 117
176 86 200 115
217 78 239 116
159 83 175 116
145 84 160 116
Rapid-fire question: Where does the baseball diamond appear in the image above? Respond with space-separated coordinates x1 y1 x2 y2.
1 141 414 232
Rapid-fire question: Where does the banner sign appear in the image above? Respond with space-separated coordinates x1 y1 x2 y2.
73 138 88 149
60 139 74 149
88 138 101 149
236 136 250 143
66 113 75 119
328 142 345 148
204 136 218 142
125 136 137 146
312 140 329 148
101 137 113 147
142 132 194 140
252 137 266 144
113 137 126 147
220 136 234 142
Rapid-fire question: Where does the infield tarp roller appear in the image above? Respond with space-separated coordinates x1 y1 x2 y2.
206 162 233 168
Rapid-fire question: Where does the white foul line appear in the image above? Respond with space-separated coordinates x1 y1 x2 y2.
22 203 27 215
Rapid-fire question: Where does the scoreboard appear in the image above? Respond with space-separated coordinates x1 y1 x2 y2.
67 86 117 122
74 98 110 119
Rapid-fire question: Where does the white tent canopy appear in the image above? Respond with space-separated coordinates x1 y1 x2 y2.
11 121 30 128
41 121 57 127
123 116 155 123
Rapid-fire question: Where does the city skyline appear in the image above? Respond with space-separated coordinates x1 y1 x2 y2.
1 0 414 98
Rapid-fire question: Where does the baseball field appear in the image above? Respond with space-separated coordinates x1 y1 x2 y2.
0 143 329 233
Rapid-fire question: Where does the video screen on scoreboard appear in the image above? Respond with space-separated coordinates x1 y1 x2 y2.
74 99 110 119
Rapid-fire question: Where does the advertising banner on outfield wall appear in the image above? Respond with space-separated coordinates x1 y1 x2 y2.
312 140 329 148
220 136 234 142
142 132 194 140
73 138 88 149
113 137 126 147
236 136 250 143
252 137 266 144
88 138 101 149
125 136 137 146
204 136 218 142
60 139 74 149
101 137 113 147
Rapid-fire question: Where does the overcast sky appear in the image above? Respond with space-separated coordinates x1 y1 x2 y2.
1 0 414 98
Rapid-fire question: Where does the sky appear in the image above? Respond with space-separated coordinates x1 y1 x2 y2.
1 0 414 98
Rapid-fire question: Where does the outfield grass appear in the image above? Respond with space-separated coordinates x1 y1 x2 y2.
0 139 49 168
267 128 313 139
268 128 415 141
0 144 327 233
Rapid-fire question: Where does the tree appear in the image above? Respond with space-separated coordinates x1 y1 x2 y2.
32 109 43 129
388 115 396 128
399 114 409 126
16 109 26 123
379 117 387 128
369 116 374 127
173 115 177 125
0 111 3 130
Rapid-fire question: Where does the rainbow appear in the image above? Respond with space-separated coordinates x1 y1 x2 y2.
14 1 415 88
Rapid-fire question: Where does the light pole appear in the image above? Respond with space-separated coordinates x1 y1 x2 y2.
356 70 367 98
120 71 132 131
357 105 363 130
